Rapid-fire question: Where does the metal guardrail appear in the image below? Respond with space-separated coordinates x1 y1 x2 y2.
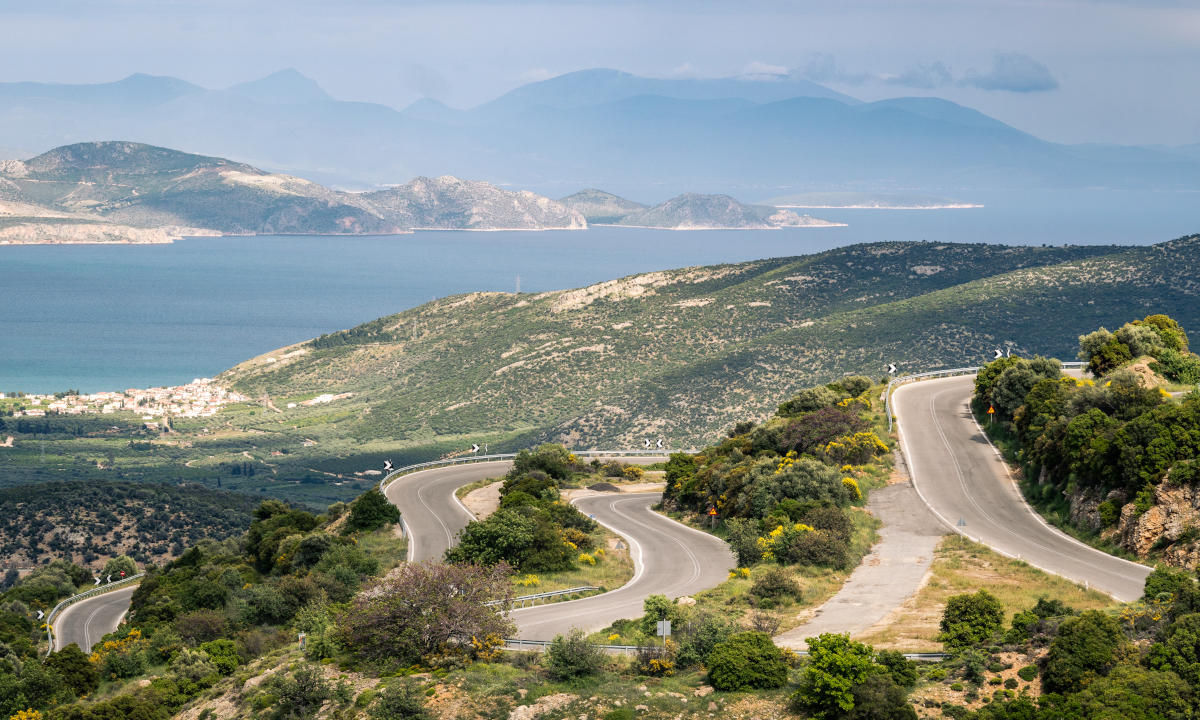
379 450 666 492
43 573 145 657
502 637 948 660
485 586 599 608
883 361 1085 432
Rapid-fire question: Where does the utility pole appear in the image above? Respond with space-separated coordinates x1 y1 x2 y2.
515 275 521 294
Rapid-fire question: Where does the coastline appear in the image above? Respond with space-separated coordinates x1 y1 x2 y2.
773 203 983 210
593 222 848 230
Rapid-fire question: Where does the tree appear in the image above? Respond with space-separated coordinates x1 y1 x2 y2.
101 555 138 580
1146 613 1200 686
1041 610 1126 694
336 561 515 665
938 590 1004 649
792 633 881 719
344 488 400 534
545 629 606 679
724 518 762 567
876 650 918 688
845 674 917 720
706 631 789 691
43 643 98 697
1049 664 1193 719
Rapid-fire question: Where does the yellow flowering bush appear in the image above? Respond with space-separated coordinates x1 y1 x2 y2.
842 477 862 500
516 574 541 587
578 553 597 566
756 523 814 562
729 567 752 579
776 450 798 474
470 633 505 661
824 432 889 465
10 710 43 720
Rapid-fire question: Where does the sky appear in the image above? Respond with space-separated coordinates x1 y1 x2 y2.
1 0 1198 146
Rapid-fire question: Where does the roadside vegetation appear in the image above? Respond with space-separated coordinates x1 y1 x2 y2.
973 313 1200 566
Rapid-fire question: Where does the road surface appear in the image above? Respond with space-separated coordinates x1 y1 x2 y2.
53 585 136 652
384 460 515 562
893 375 1150 602
384 456 735 638
512 493 735 639
775 481 944 649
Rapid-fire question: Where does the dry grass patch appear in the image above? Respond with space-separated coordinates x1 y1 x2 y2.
857 535 1117 650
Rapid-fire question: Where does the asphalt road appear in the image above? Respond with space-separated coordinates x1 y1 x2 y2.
53 585 136 652
512 493 735 639
384 456 735 638
893 375 1150 602
383 460 515 562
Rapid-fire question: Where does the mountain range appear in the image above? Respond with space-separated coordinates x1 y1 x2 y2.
2 68 1197 197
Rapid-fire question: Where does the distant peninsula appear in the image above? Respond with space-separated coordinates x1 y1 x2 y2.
763 191 982 209
0 142 847 244
560 189 843 230
0 142 585 242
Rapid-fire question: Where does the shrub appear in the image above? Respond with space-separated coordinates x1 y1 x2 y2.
200 639 241 675
876 650 918 688
1041 610 1126 694
792 633 881 718
1004 678 1019 689
1017 665 1037 682
674 611 736 668
337 561 515 666
370 680 431 720
778 386 848 416
546 629 606 679
639 594 685 637
750 567 802 608
344 488 401 534
845 674 917 720
724 518 762 567
635 642 675 676
267 664 331 720
706 631 788 691
938 590 1004 649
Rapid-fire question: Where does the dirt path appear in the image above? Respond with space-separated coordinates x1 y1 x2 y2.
462 481 503 520
774 480 945 650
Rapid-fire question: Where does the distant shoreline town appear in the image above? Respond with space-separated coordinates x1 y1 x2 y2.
1 378 246 420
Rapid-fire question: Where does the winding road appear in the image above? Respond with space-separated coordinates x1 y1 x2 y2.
53 585 136 652
383 455 735 637
892 375 1150 602
54 370 1157 655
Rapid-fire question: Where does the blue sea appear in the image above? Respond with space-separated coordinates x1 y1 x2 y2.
3 188 1197 393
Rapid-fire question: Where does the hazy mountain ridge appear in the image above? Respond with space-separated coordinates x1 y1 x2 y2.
558 188 647 223
2 69 1197 195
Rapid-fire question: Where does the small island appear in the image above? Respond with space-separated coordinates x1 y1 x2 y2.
561 190 844 230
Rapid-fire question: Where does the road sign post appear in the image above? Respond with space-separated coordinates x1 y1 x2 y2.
656 620 671 639
987 406 995 425
707 507 717 529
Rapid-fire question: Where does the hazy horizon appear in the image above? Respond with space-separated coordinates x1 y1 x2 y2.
1 0 1198 148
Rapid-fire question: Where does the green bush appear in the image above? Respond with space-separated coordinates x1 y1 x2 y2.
876 650 918 687
370 680 431 720
1017 665 1037 682
1041 610 1126 694
1004 677 1019 689
266 664 331 720
706 632 789 691
792 633 880 718
938 590 1004 649
344 488 401 534
545 629 606 680
750 567 802 608
845 674 917 720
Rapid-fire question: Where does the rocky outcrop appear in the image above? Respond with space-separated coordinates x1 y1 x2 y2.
0 221 176 244
366 176 586 231
1115 476 1200 567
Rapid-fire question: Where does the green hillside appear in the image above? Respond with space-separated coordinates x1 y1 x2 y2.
222 237 1199 457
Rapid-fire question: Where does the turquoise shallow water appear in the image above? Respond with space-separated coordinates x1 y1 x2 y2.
2 191 1197 394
